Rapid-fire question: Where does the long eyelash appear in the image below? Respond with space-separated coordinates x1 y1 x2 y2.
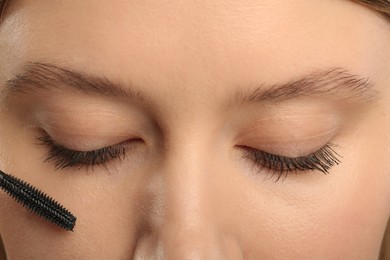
241 144 342 182
36 135 127 170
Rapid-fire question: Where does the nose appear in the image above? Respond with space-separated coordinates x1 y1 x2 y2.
133 138 244 259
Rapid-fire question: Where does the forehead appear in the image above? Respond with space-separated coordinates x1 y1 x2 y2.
0 0 388 96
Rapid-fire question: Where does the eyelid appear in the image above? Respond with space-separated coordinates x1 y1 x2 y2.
236 118 341 157
34 123 140 151
237 131 337 158
31 106 149 150
245 137 334 158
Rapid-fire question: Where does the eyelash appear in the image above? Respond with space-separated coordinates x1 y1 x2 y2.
240 144 341 181
37 135 341 180
36 135 128 170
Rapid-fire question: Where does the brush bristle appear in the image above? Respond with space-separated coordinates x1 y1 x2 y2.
0 170 76 231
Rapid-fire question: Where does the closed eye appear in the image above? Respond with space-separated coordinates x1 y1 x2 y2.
36 135 139 170
238 143 342 181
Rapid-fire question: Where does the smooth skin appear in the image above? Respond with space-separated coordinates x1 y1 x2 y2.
1 0 390 259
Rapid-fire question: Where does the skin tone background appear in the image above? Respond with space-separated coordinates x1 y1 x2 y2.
0 0 390 259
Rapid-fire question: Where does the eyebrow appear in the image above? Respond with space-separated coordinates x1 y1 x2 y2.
2 62 146 102
235 67 378 104
1 62 379 105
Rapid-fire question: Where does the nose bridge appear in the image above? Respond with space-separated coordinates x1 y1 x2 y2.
154 127 227 258
163 130 214 230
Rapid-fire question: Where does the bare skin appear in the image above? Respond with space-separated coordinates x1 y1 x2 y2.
0 0 390 259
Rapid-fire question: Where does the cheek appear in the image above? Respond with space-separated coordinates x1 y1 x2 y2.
235 173 388 259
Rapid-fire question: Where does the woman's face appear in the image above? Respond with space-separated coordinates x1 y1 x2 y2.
0 0 390 259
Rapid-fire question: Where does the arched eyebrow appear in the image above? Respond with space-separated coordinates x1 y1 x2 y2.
2 62 147 102
1 62 379 105
234 67 379 104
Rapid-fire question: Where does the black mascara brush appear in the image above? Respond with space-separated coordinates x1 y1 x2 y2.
0 170 76 231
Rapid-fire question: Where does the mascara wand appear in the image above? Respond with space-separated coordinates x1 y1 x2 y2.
0 170 76 231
